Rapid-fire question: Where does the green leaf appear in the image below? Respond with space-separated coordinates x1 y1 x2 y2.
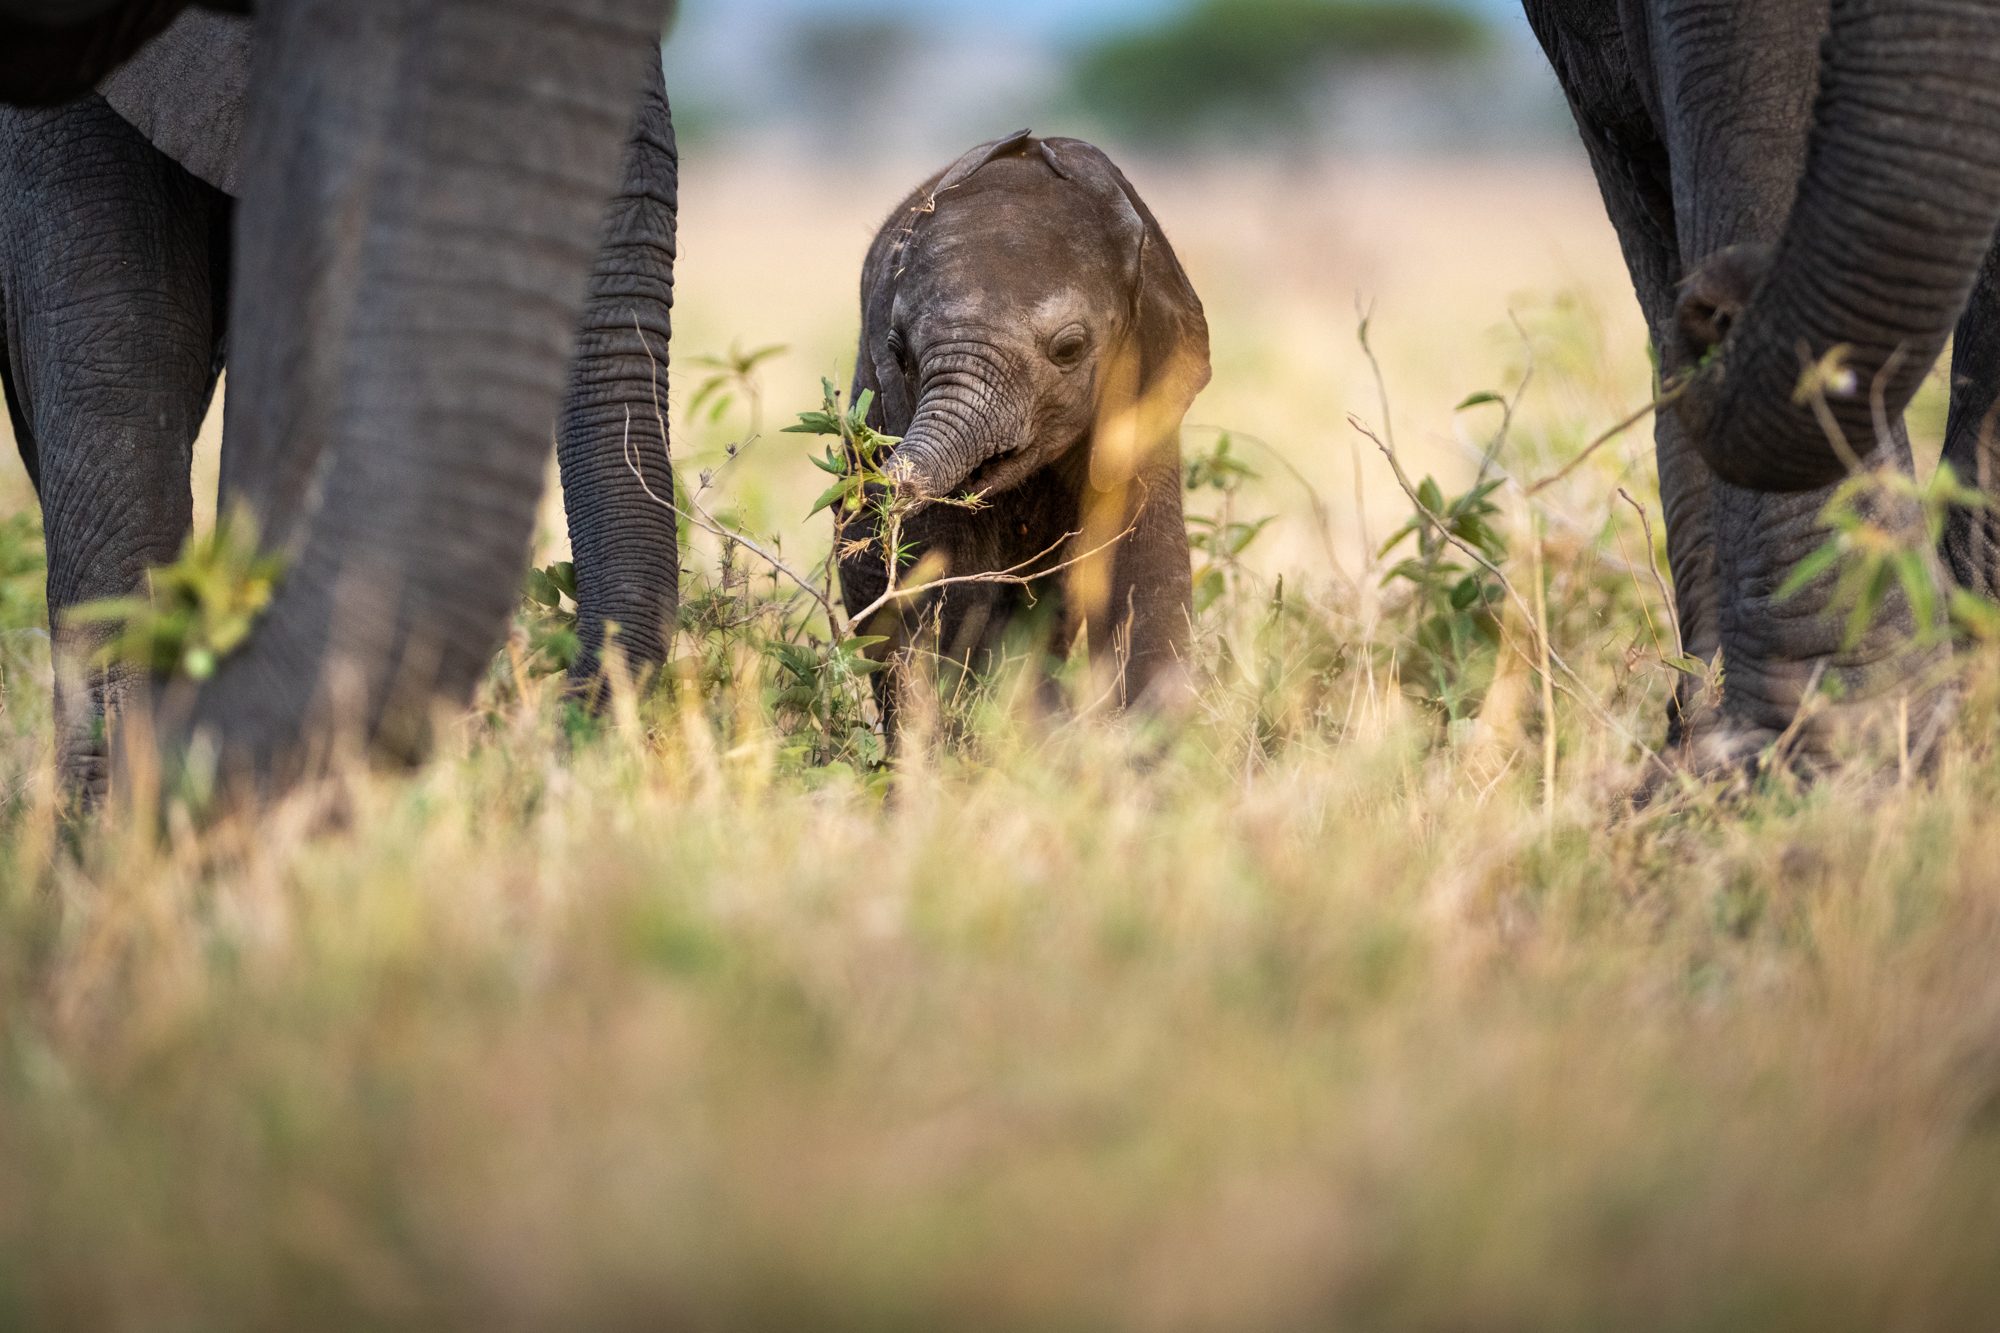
1843 563 1894 651
784 412 840 436
64 596 150 626
1777 542 1843 601
686 376 726 421
1455 391 1504 411
1892 554 1939 640
1193 566 1227 613
1952 588 2000 640
525 569 561 609
808 480 854 518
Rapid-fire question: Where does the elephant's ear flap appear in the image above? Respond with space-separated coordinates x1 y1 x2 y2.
855 204 912 426
929 127 1036 199
1045 142 1207 493
97 8 252 196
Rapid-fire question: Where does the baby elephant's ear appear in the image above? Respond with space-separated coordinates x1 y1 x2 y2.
929 128 1037 199
1042 141 1211 492
1124 208 1213 478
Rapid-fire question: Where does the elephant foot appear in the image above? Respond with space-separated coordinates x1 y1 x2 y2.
53 657 141 813
1637 679 1956 807
57 743 111 813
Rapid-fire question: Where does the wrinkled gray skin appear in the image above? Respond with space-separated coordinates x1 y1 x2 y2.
837 133 1210 734
0 1 680 795
1527 0 2000 768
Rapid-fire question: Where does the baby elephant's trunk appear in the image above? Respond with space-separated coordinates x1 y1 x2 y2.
887 377 1028 500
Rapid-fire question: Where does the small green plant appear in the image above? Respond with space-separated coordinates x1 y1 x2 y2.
1184 431 1275 614
788 378 903 522
686 341 788 435
0 511 49 709
646 380 913 780
521 559 583 676
1379 474 1509 720
71 511 283 681
0 510 46 637
766 634 889 776
1779 462 1995 649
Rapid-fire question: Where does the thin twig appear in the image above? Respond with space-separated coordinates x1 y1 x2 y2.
622 406 837 624
1526 376 1688 496
1617 488 1682 661
1530 515 1558 819
845 519 1139 630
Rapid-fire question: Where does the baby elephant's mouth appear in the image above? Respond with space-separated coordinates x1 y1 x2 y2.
956 447 1031 496
887 411 1028 500
890 441 1033 502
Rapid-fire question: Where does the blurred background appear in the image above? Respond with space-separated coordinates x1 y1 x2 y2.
665 0 1564 157
656 0 1650 585
0 1 1652 606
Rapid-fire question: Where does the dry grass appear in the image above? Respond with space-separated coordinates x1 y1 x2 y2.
1 152 1997 1330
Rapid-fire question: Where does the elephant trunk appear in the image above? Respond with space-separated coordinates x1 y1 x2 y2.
165 0 674 789
558 63 681 690
1693 0 2000 493
886 348 1027 499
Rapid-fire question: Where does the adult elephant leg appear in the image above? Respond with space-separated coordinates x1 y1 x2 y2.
559 58 680 691
0 97 226 797
1526 4 1723 748
180 0 673 787
1941 236 2000 599
1649 0 1938 764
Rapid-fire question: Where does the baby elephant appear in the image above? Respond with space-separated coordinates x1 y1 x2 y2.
837 130 1211 732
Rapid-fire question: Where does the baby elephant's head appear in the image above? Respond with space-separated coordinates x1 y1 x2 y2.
862 133 1211 500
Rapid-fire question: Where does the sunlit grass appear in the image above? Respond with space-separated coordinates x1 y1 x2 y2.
0 154 1995 1328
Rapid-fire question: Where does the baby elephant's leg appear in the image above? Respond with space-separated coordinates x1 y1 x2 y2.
1090 460 1195 710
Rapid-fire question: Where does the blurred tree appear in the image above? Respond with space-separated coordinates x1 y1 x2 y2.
1071 0 1490 142
787 15 923 134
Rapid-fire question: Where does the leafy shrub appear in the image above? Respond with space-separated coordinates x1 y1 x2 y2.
1378 474 1507 721
1185 431 1275 614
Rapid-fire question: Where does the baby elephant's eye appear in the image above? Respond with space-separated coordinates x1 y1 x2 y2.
1047 325 1092 369
886 328 913 374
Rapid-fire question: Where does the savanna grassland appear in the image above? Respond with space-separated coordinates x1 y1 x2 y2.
4 148 2000 1330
